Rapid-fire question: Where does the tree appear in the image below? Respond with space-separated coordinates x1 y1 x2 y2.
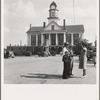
94 40 97 47
73 39 94 55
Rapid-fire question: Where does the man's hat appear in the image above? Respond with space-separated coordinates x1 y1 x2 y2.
64 42 69 46
66 42 69 45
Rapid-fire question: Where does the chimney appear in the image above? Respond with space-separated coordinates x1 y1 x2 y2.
63 19 66 30
30 24 31 30
43 22 46 28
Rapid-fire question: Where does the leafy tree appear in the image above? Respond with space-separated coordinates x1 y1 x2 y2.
73 39 94 55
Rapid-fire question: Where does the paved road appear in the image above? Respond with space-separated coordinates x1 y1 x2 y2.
4 55 96 84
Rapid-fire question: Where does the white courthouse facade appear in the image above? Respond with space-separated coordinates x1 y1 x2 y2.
26 1 84 51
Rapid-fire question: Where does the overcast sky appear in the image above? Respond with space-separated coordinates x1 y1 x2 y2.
4 0 98 48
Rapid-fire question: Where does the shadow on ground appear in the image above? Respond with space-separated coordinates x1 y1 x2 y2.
20 73 81 79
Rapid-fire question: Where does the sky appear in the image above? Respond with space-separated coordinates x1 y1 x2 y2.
4 0 98 48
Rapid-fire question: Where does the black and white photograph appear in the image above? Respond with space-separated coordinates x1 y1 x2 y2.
4 0 98 84
1 0 99 99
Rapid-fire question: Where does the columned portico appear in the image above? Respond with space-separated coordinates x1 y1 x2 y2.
29 32 82 47
27 31 83 47
41 33 67 46
27 1 84 50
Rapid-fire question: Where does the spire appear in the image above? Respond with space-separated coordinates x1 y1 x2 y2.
48 1 59 23
50 1 57 8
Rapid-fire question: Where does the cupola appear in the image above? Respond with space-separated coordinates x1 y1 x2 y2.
47 1 59 24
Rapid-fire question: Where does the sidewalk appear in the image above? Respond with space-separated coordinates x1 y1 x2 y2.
4 55 96 84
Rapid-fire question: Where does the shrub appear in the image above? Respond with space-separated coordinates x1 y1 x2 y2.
73 44 82 55
25 51 32 56
37 51 44 57
50 50 56 56
43 51 49 57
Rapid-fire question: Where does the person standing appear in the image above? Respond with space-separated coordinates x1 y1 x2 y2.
79 42 87 78
69 45 74 76
62 42 69 56
93 52 96 67
62 42 71 79
62 51 71 79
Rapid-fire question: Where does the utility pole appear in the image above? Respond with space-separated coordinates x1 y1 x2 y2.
73 0 75 24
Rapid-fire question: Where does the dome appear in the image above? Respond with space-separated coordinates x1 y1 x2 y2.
50 1 57 8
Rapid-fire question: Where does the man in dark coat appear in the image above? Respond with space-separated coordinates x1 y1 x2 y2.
62 51 71 79
62 42 71 79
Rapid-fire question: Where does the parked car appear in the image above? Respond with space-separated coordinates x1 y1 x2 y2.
87 50 94 61
4 50 15 58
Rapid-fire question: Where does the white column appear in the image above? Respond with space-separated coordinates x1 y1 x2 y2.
27 34 31 46
79 33 83 40
36 34 38 46
27 34 29 46
49 34 51 45
41 34 43 46
64 33 66 43
56 33 58 45
71 34 73 45
78 33 81 42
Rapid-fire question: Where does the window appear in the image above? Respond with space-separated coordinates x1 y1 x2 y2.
66 34 71 44
73 34 79 45
51 25 54 30
11 47 13 51
23 47 25 50
52 12 55 17
31 35 36 46
43 34 49 45
19 47 21 50
38 34 41 46
58 34 64 45
51 34 56 45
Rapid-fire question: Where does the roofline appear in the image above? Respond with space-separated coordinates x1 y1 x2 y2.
26 24 85 33
43 21 61 30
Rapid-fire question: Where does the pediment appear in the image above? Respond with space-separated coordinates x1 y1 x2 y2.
44 21 61 31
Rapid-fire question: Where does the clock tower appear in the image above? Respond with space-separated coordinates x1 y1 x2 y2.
47 1 59 23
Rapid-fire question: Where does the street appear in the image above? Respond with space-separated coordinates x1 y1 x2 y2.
4 55 96 84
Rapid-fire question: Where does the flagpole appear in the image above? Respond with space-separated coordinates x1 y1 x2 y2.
73 0 75 24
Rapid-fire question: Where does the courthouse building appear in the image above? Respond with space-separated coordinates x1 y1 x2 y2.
26 1 84 51
7 1 84 54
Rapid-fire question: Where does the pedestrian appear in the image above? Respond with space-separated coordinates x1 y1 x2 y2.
62 42 71 79
62 51 71 79
93 52 96 67
62 42 70 56
6 50 9 58
79 42 87 78
69 45 74 76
